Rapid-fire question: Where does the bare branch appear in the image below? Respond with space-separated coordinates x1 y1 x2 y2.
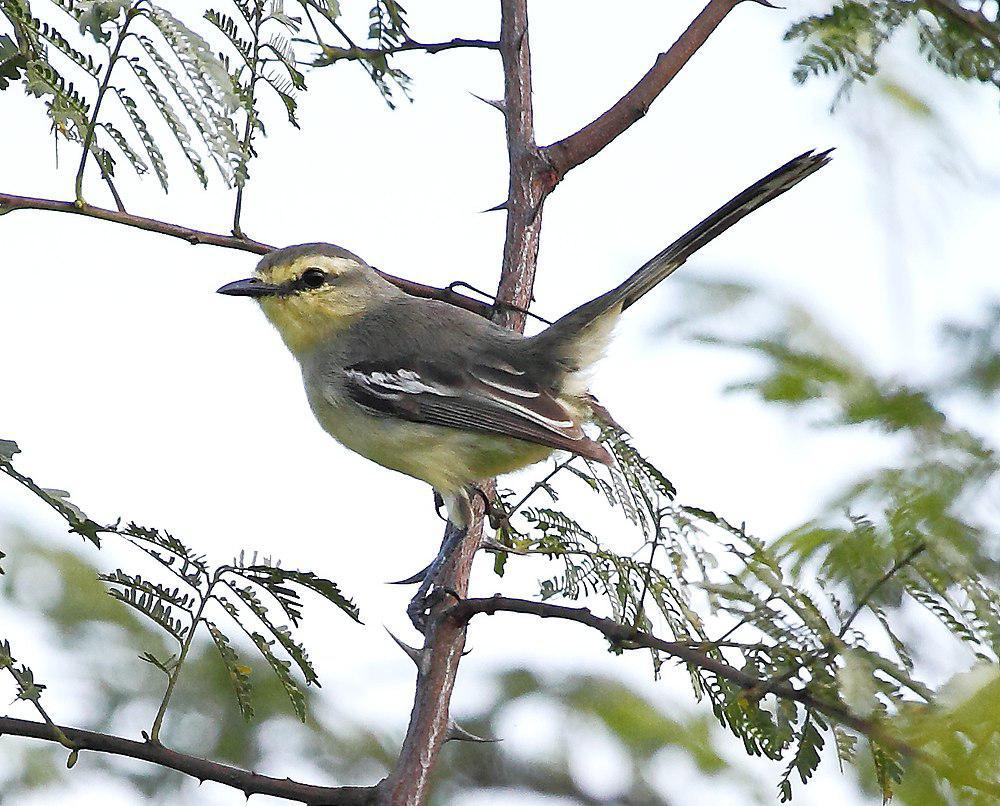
0 192 492 317
543 0 759 179
0 716 379 805
493 0 549 334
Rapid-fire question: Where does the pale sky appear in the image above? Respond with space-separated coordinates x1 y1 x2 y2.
2 1 998 804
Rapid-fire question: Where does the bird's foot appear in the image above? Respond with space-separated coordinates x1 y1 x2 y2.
407 586 462 632
402 519 468 633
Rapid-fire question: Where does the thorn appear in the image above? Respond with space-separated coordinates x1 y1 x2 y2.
445 720 500 743
385 627 424 668
748 0 784 7
482 199 508 214
469 92 506 113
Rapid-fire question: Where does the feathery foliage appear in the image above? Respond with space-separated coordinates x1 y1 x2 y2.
785 0 1000 107
484 289 999 800
0 437 359 730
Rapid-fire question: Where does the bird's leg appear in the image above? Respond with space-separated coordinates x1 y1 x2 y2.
406 519 467 631
406 489 473 632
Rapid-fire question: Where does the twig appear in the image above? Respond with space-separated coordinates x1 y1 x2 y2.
0 192 491 317
0 717 378 805
543 0 757 179
313 38 499 66
839 542 926 638
74 8 138 202
449 596 910 754
148 575 217 743
924 0 1000 50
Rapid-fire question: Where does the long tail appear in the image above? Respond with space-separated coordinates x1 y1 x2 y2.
537 149 832 359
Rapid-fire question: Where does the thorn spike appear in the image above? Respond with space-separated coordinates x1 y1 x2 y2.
469 92 506 113
445 719 500 743
385 627 424 668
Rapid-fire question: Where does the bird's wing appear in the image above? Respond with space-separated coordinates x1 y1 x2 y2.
339 356 611 464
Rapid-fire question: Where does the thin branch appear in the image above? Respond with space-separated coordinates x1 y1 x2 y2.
75 9 138 202
449 595 912 754
313 38 499 66
543 0 760 179
924 0 1000 50
232 3 264 238
0 192 492 317
148 575 216 743
839 542 927 637
0 717 378 805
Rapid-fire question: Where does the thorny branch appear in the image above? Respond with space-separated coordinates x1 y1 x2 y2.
0 716 378 805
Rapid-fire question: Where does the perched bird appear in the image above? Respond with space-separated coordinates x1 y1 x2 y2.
218 149 831 629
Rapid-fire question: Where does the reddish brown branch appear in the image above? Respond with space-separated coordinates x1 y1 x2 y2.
0 716 378 805
383 2 544 803
544 0 758 179
0 192 491 317
492 0 548 334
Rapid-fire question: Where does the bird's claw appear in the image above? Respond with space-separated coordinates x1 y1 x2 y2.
407 586 462 633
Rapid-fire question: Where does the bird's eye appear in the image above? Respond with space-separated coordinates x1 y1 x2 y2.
301 268 326 289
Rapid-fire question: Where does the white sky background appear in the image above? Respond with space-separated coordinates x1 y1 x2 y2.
2 1 999 804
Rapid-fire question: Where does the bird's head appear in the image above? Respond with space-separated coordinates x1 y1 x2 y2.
218 243 389 355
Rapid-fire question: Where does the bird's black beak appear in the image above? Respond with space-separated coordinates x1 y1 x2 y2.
216 277 280 298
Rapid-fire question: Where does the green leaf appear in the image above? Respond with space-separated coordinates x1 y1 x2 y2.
204 9 254 68
0 443 102 546
114 87 170 191
236 563 361 625
206 620 254 721
107 584 188 643
251 631 305 721
0 34 28 89
98 121 148 175
100 569 195 610
225 580 318 685
75 0 130 42
134 34 238 184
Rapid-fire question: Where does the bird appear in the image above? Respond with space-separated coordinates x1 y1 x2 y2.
218 148 831 630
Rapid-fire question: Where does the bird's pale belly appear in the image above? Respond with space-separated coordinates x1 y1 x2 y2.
310 398 553 492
